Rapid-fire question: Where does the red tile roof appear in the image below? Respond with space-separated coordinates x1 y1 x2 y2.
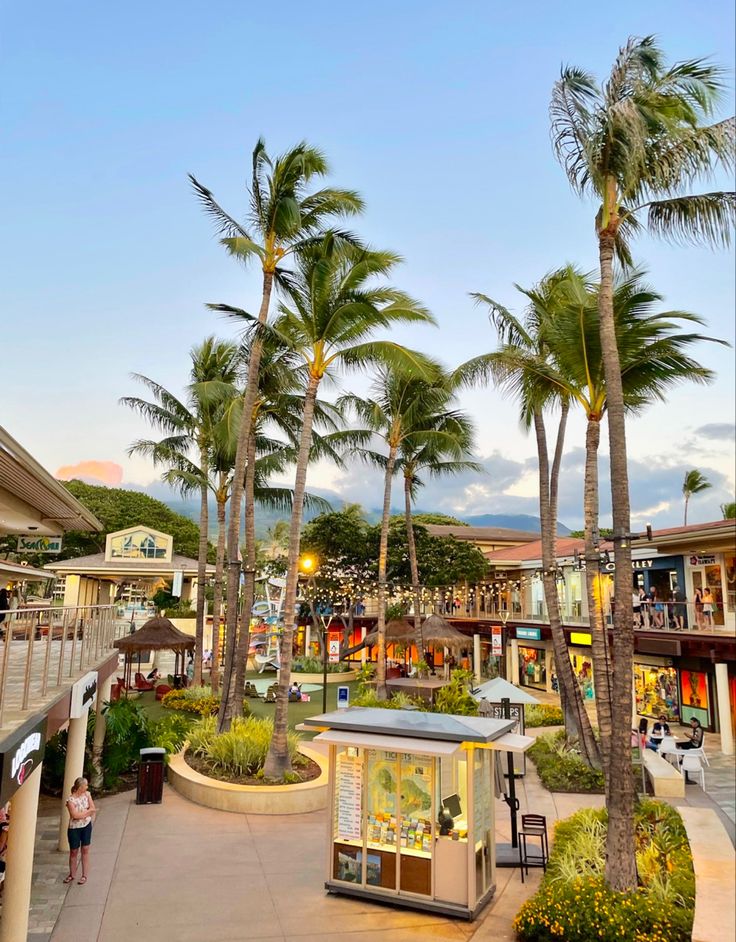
485 537 585 563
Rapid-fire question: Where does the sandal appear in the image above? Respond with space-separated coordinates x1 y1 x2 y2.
63 875 74 884
77 876 87 885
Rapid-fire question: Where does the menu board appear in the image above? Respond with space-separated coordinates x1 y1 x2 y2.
335 752 363 841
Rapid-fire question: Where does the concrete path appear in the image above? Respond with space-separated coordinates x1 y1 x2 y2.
38 760 592 942
679 807 736 942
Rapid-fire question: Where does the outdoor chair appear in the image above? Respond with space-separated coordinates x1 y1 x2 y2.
155 684 172 701
134 673 155 691
518 813 549 882
658 736 679 765
680 754 705 788
264 687 277 704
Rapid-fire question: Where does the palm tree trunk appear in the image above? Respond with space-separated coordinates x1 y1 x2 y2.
598 228 637 891
684 495 689 526
403 474 423 651
194 452 209 686
533 409 600 767
375 444 398 700
233 428 258 719
583 417 613 773
210 490 227 694
220 271 273 730
263 372 321 779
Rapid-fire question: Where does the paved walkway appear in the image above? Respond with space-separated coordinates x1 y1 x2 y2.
30 759 602 942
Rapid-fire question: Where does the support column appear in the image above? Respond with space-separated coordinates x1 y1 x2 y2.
545 647 554 694
473 634 481 684
360 626 367 665
0 764 42 942
91 674 113 790
715 663 734 756
509 639 519 684
58 715 87 850
304 624 311 656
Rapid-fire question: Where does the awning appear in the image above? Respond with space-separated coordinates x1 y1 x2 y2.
0 559 54 581
313 729 460 757
485 732 535 754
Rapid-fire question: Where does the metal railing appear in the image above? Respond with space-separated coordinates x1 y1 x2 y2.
0 604 124 728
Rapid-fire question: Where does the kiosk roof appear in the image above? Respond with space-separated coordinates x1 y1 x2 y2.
303 707 516 743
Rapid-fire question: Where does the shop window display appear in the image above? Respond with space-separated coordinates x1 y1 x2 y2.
634 665 680 721
571 651 594 700
680 670 711 727
518 646 546 690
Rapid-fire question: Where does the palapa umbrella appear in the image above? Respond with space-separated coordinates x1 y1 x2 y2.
114 615 194 692
420 613 469 648
363 617 418 646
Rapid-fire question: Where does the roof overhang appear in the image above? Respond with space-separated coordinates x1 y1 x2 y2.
0 559 54 581
0 426 102 534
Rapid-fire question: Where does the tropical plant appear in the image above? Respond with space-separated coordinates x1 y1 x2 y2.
721 502 736 519
191 140 364 733
342 368 478 692
100 698 151 787
682 469 712 525
551 35 735 889
243 236 435 777
121 337 240 684
188 715 300 779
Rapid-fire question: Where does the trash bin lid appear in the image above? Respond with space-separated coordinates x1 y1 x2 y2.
140 747 166 756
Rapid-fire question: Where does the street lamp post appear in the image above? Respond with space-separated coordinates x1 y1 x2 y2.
299 555 329 712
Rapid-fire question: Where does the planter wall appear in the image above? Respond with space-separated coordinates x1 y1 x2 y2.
167 743 329 815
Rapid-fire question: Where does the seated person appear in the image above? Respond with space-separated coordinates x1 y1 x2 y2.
646 715 670 751
677 717 704 751
146 667 161 682
288 682 301 700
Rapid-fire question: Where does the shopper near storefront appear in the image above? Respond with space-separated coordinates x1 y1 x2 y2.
676 717 704 751
64 777 96 885
701 588 715 627
670 584 687 630
694 587 704 629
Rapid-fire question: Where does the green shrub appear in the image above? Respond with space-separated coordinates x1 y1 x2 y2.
188 715 300 778
160 601 195 618
434 673 478 716
292 654 346 674
150 714 194 756
524 704 564 727
101 698 151 787
161 688 222 716
527 731 605 793
514 801 694 942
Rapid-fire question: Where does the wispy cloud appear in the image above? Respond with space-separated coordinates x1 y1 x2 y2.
55 460 123 487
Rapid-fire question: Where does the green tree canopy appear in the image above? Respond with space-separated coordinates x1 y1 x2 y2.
411 513 469 526
57 481 204 561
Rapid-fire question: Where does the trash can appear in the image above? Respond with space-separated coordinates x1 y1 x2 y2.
136 747 166 805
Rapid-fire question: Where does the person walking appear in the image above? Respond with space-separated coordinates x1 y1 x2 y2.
64 777 96 885
694 587 705 629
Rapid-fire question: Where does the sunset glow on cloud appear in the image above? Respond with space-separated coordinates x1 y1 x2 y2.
55 460 124 487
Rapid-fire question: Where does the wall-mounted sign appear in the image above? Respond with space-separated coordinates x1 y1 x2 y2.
17 534 63 553
0 716 47 804
328 638 340 663
575 558 653 573
689 555 716 567
491 625 503 655
515 627 542 641
70 671 98 718
570 632 592 647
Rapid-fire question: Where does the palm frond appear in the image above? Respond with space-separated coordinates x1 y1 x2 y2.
646 192 736 247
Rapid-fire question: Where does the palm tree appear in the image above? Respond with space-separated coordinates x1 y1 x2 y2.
485 267 723 771
721 502 736 520
459 278 601 767
244 237 435 778
683 470 713 525
343 370 478 693
121 338 240 684
191 140 364 724
551 36 735 889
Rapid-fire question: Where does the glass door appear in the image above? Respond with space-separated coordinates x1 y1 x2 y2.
692 567 725 626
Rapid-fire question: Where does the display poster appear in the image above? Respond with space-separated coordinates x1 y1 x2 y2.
680 670 710 726
491 626 503 656
366 751 398 848
335 752 363 841
473 753 492 837
329 638 340 663
399 754 433 853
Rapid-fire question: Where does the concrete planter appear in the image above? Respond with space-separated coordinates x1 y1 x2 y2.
289 669 358 684
167 743 328 815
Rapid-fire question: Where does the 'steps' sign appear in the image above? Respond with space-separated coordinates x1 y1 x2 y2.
70 671 98 718
0 716 47 804
17 534 63 553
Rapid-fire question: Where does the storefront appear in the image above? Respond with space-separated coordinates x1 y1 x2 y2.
567 632 595 701
686 553 729 629
634 660 680 722
305 707 532 919
513 627 549 692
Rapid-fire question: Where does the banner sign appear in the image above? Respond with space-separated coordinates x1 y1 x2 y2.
17 534 62 553
70 671 98 718
491 625 503 655
0 716 47 804
515 626 542 641
171 569 184 598
328 638 340 663
570 632 592 647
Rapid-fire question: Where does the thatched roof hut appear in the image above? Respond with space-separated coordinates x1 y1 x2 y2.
114 615 194 654
363 618 418 646
420 613 469 649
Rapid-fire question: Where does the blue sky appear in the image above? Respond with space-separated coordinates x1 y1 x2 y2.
2 1 734 528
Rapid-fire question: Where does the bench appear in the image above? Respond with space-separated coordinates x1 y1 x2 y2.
642 749 685 797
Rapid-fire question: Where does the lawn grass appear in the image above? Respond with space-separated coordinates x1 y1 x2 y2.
137 672 361 739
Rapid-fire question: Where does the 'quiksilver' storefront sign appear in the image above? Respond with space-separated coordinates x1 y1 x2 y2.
0 716 47 804
70 671 98 718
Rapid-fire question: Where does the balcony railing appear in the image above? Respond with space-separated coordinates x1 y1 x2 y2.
0 604 124 728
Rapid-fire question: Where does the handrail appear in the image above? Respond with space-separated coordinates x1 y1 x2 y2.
0 604 123 729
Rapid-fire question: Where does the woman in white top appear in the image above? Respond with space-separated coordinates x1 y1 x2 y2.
64 777 96 885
